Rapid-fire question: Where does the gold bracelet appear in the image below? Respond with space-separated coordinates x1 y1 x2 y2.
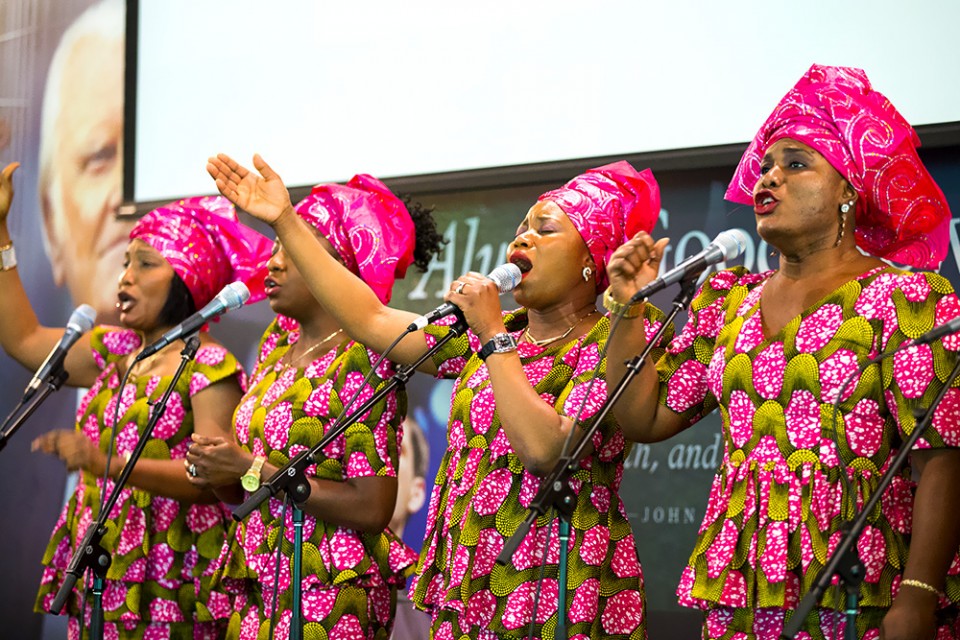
602 286 644 319
901 578 942 597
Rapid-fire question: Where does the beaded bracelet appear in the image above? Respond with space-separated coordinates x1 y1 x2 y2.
901 578 942 597
602 286 644 319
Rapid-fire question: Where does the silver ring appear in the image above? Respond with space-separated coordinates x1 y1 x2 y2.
188 463 198 478
454 282 466 295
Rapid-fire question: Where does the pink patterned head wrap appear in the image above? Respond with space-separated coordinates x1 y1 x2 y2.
131 195 273 308
538 160 660 289
726 64 951 270
293 174 415 304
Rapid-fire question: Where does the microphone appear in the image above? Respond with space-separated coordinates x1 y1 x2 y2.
407 263 523 331
22 304 97 402
629 229 749 302
913 317 960 346
134 282 250 362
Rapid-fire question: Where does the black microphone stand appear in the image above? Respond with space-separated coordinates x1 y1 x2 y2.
49 337 201 639
0 368 69 452
233 317 467 640
497 276 699 639
782 353 960 639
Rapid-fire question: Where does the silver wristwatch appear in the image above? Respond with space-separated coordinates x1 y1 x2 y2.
478 332 517 361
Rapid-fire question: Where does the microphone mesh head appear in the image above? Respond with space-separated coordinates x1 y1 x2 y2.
221 282 251 309
68 304 97 333
489 264 523 293
715 229 750 261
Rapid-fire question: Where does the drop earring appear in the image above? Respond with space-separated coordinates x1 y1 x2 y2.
835 201 853 247
582 266 593 282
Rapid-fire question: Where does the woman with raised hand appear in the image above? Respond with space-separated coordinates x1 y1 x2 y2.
207 153 665 638
0 161 271 639
185 174 445 639
605 64 960 640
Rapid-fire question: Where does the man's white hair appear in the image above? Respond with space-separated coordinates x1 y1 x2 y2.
38 0 124 219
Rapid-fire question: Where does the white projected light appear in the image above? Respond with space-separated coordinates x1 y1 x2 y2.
134 0 960 203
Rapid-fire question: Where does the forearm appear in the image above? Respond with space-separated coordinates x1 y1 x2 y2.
0 222 60 369
213 483 245 506
259 458 397 533
486 351 578 476
606 312 671 442
901 449 960 591
104 455 219 504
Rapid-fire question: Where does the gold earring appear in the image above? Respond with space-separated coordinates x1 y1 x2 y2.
835 210 848 247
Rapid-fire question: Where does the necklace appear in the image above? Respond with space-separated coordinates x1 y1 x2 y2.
126 337 172 380
522 309 598 347
282 328 344 368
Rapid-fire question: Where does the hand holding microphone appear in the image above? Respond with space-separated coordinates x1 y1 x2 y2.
407 263 522 331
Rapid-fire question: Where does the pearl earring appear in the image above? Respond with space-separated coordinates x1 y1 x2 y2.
582 266 593 282
835 205 853 247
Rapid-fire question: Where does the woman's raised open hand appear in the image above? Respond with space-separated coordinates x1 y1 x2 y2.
206 153 294 225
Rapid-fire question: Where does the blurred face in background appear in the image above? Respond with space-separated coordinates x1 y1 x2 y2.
390 418 427 537
41 31 132 323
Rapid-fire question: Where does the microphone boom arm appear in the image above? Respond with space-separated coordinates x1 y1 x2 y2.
0 369 69 453
49 337 202 627
497 275 699 565
233 316 468 521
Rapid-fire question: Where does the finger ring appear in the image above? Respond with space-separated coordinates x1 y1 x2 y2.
454 282 466 295
188 463 198 478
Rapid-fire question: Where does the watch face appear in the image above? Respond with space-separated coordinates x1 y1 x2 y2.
480 332 517 360
241 474 260 492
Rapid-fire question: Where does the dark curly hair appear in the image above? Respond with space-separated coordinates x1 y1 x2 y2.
402 195 447 272
157 273 197 327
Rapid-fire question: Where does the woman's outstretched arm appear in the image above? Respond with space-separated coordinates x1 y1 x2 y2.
0 162 99 387
605 232 686 443
207 153 438 373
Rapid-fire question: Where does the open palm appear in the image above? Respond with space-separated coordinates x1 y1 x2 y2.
206 153 292 224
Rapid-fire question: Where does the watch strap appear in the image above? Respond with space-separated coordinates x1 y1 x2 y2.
241 455 266 490
478 332 517 361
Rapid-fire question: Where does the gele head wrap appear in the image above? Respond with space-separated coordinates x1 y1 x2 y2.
538 160 660 289
293 174 416 304
726 63 951 270
130 195 273 308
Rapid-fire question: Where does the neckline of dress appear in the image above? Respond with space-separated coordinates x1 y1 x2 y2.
510 314 603 354
751 264 890 342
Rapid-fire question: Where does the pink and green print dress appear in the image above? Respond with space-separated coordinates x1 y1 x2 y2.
34 326 243 640
410 309 663 640
658 266 960 639
214 318 417 640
